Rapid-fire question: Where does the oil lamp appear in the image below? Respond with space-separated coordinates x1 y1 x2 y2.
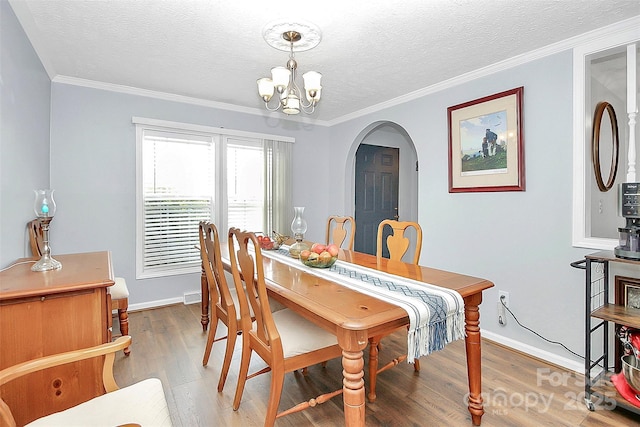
31 189 62 271
289 206 310 257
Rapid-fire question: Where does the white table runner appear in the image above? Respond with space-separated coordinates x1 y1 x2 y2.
260 246 465 363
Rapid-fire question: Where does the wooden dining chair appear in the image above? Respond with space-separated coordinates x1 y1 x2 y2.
228 228 344 427
199 221 244 392
376 219 423 264
368 219 423 401
325 215 356 250
28 218 44 257
27 219 131 356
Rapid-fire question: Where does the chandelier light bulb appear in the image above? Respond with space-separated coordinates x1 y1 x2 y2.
271 66 291 91
257 78 274 101
302 71 321 91
306 86 321 103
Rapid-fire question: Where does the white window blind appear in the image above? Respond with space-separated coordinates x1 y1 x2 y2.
140 130 215 276
226 138 264 232
134 118 293 279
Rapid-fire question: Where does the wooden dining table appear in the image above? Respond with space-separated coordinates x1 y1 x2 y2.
200 246 493 426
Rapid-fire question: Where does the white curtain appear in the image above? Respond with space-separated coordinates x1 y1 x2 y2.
263 139 292 236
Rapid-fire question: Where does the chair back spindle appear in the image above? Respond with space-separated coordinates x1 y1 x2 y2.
228 228 281 357
376 219 423 265
325 215 355 250
28 219 44 256
201 222 237 325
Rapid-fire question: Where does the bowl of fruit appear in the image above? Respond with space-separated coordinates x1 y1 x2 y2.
257 234 279 250
299 243 339 268
257 231 290 251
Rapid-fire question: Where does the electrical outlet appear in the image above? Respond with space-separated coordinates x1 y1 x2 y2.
498 291 509 326
499 290 509 307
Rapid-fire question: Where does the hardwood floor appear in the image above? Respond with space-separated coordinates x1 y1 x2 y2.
112 304 640 426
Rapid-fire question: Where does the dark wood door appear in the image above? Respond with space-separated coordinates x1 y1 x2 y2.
354 144 399 255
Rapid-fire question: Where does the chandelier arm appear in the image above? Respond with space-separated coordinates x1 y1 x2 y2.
298 97 313 109
263 99 282 112
297 90 314 109
300 103 316 114
290 75 303 99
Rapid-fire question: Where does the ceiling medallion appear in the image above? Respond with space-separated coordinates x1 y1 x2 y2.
262 20 322 52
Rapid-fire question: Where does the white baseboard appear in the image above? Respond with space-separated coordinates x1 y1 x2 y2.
128 297 184 312
127 291 203 312
481 329 585 375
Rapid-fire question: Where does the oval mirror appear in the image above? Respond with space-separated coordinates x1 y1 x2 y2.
591 101 619 192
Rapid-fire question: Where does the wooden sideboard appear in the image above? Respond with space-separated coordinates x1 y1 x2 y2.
0 251 114 426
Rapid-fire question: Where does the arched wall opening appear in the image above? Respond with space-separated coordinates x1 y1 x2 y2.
344 121 419 225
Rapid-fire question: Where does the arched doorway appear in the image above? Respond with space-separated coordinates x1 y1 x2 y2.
344 121 419 255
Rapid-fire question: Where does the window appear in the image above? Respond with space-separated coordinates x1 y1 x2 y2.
140 130 215 276
226 138 265 231
134 118 293 278
572 28 639 250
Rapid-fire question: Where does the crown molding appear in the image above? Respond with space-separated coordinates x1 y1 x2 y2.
28 11 640 128
50 75 266 114
51 75 331 126
326 15 640 126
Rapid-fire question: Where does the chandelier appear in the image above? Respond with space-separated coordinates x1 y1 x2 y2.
257 22 322 115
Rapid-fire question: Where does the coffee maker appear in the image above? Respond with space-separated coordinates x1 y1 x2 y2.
615 182 640 260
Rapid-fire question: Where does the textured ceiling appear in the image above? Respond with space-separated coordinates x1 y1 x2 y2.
8 0 640 123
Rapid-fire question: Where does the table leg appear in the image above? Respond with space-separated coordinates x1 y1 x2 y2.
338 330 368 427
200 261 209 331
464 293 484 426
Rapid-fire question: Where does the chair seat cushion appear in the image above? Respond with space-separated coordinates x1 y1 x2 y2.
272 309 338 358
110 277 129 299
26 378 172 427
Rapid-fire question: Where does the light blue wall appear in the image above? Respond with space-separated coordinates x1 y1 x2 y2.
327 52 591 366
0 0 51 264
49 83 331 305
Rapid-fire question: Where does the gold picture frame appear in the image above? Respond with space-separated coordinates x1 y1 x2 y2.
447 87 525 193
